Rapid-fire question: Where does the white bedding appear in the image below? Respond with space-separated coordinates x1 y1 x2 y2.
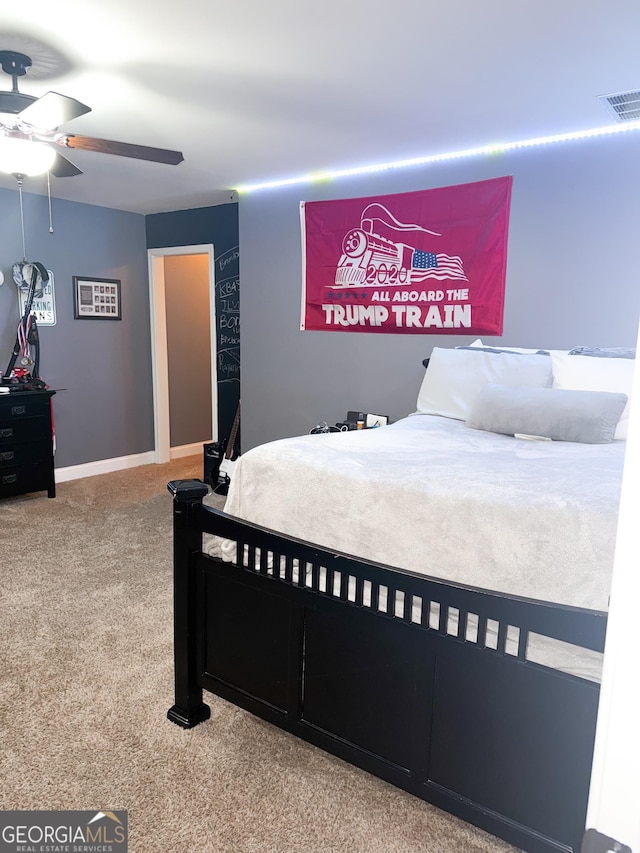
204 414 624 614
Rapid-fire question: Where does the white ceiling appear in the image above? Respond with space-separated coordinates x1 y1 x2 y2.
0 0 638 214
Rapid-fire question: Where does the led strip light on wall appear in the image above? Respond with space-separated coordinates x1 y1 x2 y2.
235 120 640 194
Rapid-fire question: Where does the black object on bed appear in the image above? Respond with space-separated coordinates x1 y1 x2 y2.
167 478 605 853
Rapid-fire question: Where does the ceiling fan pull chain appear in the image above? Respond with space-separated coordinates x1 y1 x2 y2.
47 170 54 233
17 177 27 261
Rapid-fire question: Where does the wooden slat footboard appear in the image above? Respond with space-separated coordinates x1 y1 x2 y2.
167 480 607 853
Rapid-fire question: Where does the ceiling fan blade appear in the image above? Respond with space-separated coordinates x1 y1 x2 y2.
62 133 184 165
19 91 92 131
49 150 83 178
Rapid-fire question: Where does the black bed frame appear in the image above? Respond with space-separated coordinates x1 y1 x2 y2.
167 479 607 853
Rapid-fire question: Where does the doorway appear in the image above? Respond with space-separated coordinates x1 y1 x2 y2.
148 244 217 464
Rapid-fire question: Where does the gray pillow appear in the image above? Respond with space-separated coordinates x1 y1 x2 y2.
466 384 628 443
455 346 550 355
569 346 636 359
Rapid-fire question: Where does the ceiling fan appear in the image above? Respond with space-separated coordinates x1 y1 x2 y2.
0 49 184 177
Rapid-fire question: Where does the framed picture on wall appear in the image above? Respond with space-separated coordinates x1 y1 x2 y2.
73 276 122 320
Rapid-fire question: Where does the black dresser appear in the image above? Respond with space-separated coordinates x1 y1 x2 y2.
0 389 56 499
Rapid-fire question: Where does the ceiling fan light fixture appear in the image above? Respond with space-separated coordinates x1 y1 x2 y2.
0 134 56 176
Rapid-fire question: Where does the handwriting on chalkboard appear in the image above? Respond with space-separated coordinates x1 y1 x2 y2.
215 245 239 384
218 347 240 381
217 274 239 339
218 278 238 299
218 248 239 274
220 333 239 346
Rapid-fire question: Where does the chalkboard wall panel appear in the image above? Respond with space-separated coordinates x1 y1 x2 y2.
145 203 240 449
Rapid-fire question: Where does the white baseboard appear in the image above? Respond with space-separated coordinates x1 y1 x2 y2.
55 451 157 483
171 441 208 460
54 443 207 483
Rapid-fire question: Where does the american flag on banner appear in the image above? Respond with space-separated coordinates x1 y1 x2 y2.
301 176 513 335
411 249 467 281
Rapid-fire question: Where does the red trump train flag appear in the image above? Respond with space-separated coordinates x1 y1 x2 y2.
300 176 513 335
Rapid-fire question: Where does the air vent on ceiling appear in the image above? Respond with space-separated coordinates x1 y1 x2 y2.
598 90 640 122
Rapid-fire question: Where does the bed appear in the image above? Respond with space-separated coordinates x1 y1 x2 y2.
167 344 634 853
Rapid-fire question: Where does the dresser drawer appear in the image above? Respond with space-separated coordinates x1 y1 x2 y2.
0 395 51 420
0 439 53 468
0 461 55 499
0 415 51 445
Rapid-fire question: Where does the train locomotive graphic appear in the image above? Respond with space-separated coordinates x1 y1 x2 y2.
334 203 467 288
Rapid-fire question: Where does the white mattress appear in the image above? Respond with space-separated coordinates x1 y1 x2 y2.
203 414 625 680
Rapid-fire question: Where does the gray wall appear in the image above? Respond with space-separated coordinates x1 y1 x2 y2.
239 132 640 451
0 187 151 468
164 254 212 447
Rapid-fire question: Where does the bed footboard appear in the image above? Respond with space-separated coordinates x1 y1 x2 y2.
167 480 607 853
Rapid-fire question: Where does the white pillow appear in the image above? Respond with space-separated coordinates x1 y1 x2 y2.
415 346 552 421
551 351 635 440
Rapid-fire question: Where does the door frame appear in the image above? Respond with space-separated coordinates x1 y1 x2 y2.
148 244 217 464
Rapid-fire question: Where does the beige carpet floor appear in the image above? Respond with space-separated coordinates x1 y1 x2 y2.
0 457 519 852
